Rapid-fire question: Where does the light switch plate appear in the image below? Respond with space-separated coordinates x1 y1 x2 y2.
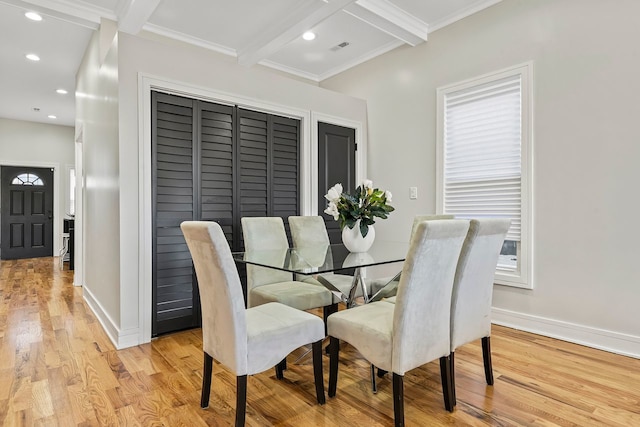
410 187 418 199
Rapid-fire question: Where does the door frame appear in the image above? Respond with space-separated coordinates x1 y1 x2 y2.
311 112 366 216
0 160 61 256
138 74 368 343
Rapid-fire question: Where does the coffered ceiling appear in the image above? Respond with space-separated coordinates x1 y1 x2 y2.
0 0 501 126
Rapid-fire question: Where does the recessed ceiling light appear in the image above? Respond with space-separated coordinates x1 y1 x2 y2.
56 89 68 95
25 12 42 21
48 115 57 119
26 53 40 61
302 31 316 41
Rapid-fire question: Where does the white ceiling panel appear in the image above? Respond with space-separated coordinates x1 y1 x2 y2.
0 2 93 126
265 10 398 80
147 0 323 51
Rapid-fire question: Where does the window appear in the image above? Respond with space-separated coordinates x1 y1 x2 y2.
12 173 44 186
437 63 532 288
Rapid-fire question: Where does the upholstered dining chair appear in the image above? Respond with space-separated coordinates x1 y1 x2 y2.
449 218 510 406
241 217 334 311
327 220 470 425
369 214 455 300
181 221 326 427
288 215 361 302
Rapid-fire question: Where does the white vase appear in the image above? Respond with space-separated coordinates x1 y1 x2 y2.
341 220 375 253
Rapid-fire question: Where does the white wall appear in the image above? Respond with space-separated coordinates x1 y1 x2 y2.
77 24 368 347
75 25 122 342
321 0 640 357
0 118 74 254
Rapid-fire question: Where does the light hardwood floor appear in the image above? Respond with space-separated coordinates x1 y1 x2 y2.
1 257 639 426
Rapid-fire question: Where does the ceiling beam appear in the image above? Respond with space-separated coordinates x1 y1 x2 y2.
345 0 428 46
237 0 356 67
116 0 162 35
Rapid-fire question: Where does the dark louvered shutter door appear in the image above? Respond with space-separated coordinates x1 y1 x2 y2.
198 101 235 247
152 95 301 335
152 92 198 335
271 116 300 236
237 109 269 248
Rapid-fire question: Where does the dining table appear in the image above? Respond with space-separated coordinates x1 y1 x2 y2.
231 240 408 307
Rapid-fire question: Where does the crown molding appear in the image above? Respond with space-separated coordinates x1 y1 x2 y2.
258 60 321 83
142 23 237 58
428 0 503 33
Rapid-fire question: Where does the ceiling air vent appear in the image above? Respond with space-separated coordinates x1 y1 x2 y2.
330 41 350 52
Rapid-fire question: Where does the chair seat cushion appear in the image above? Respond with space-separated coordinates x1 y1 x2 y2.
245 302 324 375
327 302 395 371
383 296 397 304
369 276 401 296
250 281 332 311
369 276 393 293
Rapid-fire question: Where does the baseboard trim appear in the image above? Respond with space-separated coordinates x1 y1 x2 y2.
492 307 640 359
83 286 140 350
118 327 142 349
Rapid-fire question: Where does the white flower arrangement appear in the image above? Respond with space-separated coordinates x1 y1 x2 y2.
324 179 395 237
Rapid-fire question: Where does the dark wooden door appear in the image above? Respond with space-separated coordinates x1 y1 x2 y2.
1 166 54 259
318 122 356 243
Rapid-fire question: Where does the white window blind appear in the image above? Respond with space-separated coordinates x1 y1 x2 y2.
443 74 522 241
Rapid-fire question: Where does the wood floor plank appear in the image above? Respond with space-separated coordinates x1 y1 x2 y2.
30 379 54 420
66 382 99 426
2 257 640 426
114 405 142 427
47 367 75 426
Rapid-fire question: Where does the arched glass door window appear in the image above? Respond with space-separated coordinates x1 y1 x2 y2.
11 173 45 186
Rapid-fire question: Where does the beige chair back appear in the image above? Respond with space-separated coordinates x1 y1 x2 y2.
410 214 455 240
180 221 248 374
391 219 469 374
288 215 331 247
241 217 293 306
450 218 511 350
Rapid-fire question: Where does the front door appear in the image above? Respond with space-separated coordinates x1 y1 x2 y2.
1 166 54 259
318 122 357 243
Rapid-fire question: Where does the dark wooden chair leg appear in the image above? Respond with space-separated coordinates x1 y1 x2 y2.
275 358 286 380
370 364 377 394
235 375 247 427
450 351 457 406
323 303 338 336
392 373 405 427
201 352 213 408
377 368 388 378
482 336 494 385
439 356 455 412
312 340 326 404
328 337 339 397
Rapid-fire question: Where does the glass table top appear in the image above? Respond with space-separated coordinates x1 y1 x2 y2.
231 240 408 275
